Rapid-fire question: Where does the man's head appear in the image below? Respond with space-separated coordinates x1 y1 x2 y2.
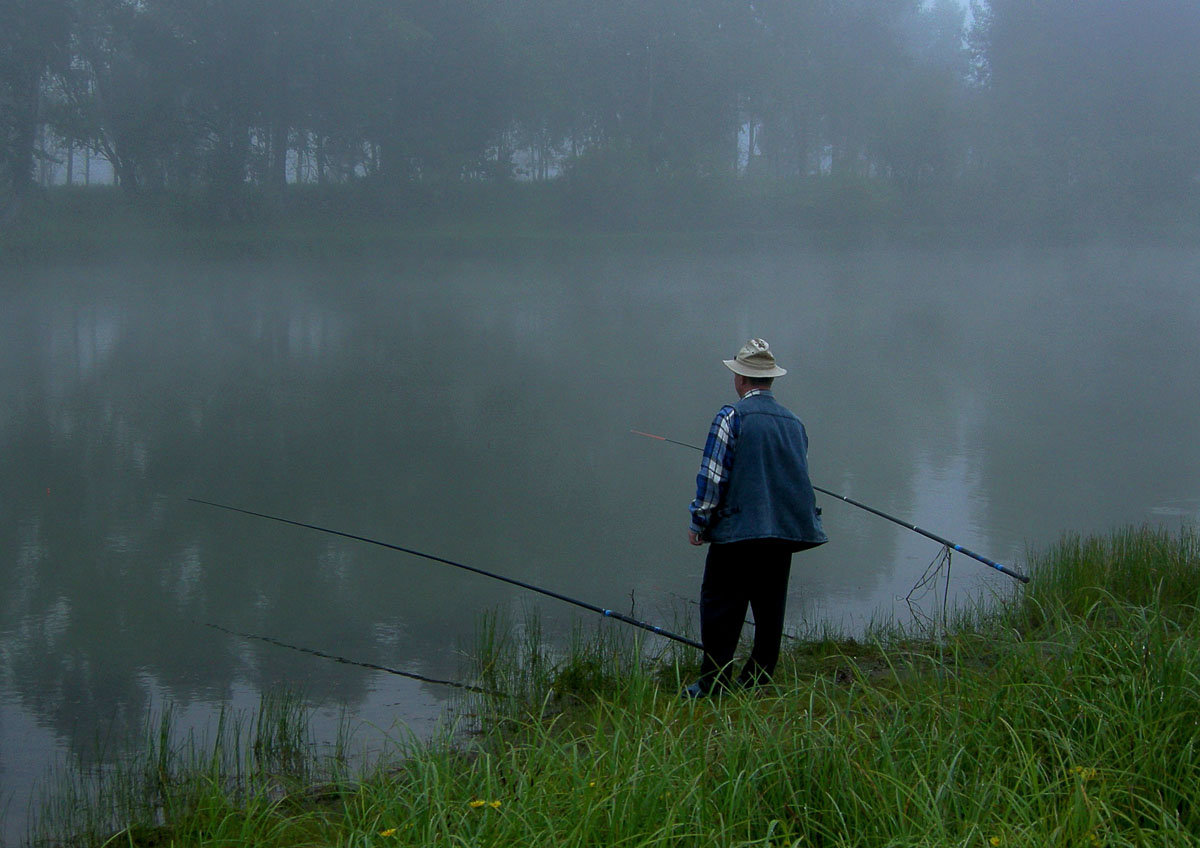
725 339 786 398
732 372 772 397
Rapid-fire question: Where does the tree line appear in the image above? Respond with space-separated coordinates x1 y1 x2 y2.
3 0 1199 228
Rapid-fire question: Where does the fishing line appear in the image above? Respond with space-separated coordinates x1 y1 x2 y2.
199 620 499 695
189 498 703 651
902 546 954 633
632 429 1030 584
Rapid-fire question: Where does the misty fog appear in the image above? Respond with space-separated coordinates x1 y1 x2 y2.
2 0 1199 843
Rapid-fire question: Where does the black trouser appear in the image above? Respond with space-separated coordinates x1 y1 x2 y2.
698 539 793 691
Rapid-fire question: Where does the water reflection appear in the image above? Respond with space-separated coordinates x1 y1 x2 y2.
1 244 1198 843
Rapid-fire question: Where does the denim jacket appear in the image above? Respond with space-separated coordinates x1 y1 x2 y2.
705 392 828 550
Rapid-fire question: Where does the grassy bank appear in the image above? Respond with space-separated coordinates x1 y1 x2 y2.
34 525 1200 847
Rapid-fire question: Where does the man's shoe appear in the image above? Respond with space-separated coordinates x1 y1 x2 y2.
736 666 772 690
681 681 709 699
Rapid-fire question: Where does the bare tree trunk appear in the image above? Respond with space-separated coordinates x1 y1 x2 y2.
36 121 49 186
270 120 288 189
293 134 307 183
114 153 138 194
8 73 40 198
211 122 250 219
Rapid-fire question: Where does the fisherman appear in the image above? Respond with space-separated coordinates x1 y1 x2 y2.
685 338 828 698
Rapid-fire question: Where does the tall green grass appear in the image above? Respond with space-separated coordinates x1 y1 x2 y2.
33 525 1200 846
32 690 349 847
1003 524 1200 633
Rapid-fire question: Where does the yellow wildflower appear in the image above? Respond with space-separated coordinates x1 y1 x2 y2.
469 799 487 808
489 800 502 809
379 827 397 837
989 837 1001 847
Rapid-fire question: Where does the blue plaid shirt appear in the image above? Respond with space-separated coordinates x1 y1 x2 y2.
688 389 767 537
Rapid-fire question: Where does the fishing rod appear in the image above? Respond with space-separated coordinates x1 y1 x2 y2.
189 498 704 651
631 430 1030 584
199 620 498 695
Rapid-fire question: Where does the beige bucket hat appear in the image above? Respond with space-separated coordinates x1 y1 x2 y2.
723 338 788 378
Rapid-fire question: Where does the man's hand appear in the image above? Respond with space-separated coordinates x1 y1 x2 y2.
688 529 705 546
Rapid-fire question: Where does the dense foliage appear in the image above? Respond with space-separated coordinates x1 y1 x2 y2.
3 0 1200 229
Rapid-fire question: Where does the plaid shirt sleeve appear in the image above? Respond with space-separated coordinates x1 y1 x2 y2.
688 404 739 537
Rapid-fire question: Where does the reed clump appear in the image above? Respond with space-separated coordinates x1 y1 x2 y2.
35 524 1200 847
32 690 350 847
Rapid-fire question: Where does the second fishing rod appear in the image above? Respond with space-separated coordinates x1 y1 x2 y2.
190 498 703 651
632 430 1030 584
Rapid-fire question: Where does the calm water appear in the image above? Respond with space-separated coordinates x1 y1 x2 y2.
2 241 1198 842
